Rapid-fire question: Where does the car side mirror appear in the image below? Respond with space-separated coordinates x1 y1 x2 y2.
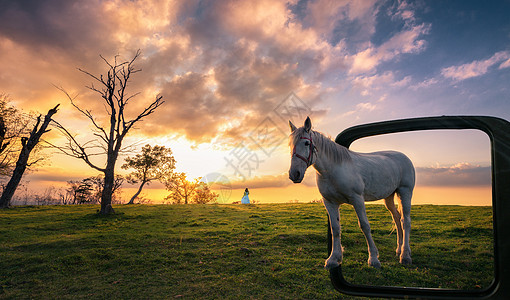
329 116 510 299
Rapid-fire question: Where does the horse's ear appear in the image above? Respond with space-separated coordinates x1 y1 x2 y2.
304 116 312 132
289 120 297 132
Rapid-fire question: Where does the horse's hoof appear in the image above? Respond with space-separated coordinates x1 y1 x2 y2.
324 259 339 270
400 256 412 265
324 261 339 270
368 258 381 269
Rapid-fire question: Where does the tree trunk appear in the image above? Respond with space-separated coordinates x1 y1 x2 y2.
0 104 59 208
0 148 28 207
128 180 146 204
100 162 115 214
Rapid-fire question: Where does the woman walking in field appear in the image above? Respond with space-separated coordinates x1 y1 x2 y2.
241 188 250 204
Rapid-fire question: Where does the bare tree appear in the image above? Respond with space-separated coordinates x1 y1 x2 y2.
121 144 175 204
52 50 164 214
0 104 59 208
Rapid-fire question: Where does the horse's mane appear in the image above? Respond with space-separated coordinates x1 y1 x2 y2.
290 127 351 164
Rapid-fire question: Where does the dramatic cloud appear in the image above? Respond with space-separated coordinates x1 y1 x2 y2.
441 51 510 81
0 0 436 146
348 22 430 75
416 163 491 187
0 0 111 54
300 0 378 47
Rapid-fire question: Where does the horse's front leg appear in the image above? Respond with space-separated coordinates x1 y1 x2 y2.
352 196 381 268
324 199 342 269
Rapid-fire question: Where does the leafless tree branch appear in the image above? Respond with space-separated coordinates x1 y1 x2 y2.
50 119 105 172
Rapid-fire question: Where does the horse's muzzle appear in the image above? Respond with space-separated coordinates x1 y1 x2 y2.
289 169 303 183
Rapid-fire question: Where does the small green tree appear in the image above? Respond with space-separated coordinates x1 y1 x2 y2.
121 144 176 204
164 172 218 204
194 181 219 204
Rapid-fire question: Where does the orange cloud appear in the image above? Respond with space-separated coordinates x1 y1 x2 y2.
0 0 435 165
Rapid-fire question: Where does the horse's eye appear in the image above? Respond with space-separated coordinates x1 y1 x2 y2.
304 141 310 146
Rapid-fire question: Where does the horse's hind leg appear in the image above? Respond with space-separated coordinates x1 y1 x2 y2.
384 193 403 258
397 187 413 265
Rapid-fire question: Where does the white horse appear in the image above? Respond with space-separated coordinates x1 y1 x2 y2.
288 117 415 269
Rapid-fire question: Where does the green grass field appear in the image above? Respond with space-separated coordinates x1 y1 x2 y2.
0 204 493 299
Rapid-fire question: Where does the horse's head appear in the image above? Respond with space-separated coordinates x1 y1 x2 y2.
288 116 315 183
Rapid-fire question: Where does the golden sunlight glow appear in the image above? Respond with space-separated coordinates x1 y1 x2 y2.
121 185 492 206
412 186 491 206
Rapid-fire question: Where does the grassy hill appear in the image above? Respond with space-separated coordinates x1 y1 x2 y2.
0 204 493 299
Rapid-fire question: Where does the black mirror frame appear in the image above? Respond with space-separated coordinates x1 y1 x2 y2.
328 116 510 299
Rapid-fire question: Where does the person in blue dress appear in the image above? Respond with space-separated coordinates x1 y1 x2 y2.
241 188 250 204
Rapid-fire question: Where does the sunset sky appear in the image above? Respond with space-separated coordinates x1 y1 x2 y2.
1 0 508 205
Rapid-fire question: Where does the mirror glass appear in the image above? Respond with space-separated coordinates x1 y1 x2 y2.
338 129 493 290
